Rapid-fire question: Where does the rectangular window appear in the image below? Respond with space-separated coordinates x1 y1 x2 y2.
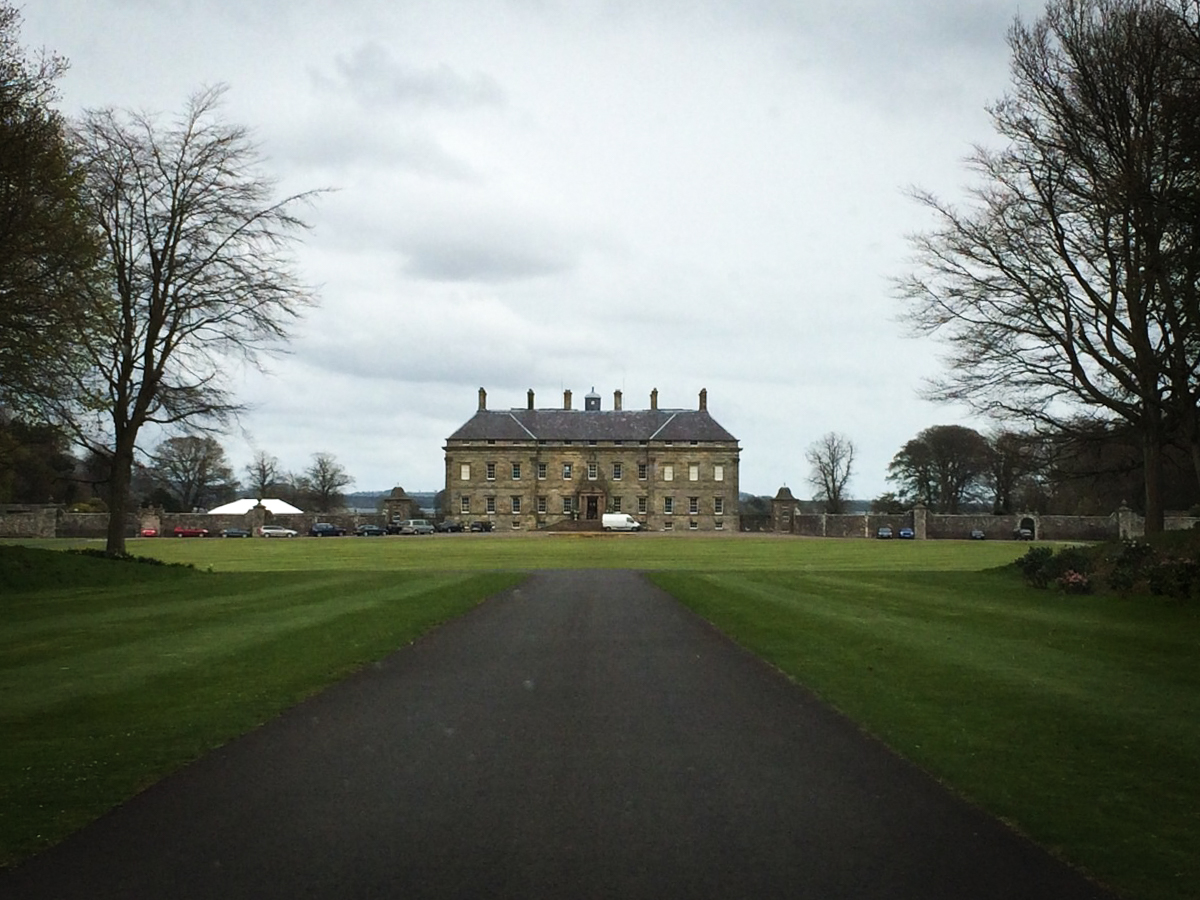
512 463 521 480
587 462 598 480
612 496 622 513
537 496 547 514
689 464 699 482
638 496 648 514
715 519 724 530
689 496 699 514
460 496 470 514
563 463 573 480
664 497 674 515
714 497 724 515
613 462 623 481
486 462 496 481
511 496 521 514
663 465 674 482
537 462 547 480
664 521 674 531
563 496 573 514
689 520 698 530
460 463 471 481
638 463 648 480
714 464 724 482
486 496 496 514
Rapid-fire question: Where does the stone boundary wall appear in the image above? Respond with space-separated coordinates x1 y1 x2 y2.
4 503 1197 541
0 506 391 539
787 513 913 538
773 499 1197 541
0 507 58 538
152 511 388 536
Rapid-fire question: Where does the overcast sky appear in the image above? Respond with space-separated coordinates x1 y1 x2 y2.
22 0 1032 499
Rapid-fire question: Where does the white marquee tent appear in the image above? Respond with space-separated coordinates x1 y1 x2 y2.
206 498 303 515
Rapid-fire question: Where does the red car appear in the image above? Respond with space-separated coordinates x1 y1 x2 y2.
173 526 209 537
140 528 158 537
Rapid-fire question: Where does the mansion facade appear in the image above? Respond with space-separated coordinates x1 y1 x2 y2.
444 387 740 532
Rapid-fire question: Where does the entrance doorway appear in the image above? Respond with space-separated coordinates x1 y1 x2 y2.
586 496 599 520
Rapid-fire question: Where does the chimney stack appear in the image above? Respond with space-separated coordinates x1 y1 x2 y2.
527 389 535 410
650 388 658 410
564 389 572 410
478 387 487 410
699 388 707 411
614 390 623 411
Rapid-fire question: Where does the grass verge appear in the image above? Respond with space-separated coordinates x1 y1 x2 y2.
649 567 1200 900
0 546 522 866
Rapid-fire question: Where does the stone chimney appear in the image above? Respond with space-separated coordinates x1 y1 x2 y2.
478 387 487 410
564 389 572 410
614 390 623 411
650 388 658 410
699 388 707 411
527 389 535 410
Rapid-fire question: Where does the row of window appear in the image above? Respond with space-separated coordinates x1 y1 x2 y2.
490 518 725 531
465 462 726 483
460 496 727 515
475 439 712 447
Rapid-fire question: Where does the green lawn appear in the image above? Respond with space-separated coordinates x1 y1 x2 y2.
12 530 1034 572
2 534 1197 900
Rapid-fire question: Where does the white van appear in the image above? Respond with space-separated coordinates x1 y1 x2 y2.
602 513 641 532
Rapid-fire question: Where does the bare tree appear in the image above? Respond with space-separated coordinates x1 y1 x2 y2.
805 432 856 513
302 452 353 512
243 449 280 500
148 434 238 511
896 0 1200 532
63 86 318 554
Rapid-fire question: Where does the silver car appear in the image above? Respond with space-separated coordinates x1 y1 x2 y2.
397 519 435 535
259 525 298 538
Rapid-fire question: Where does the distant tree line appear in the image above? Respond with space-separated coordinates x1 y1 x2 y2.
0 419 354 514
876 422 1200 516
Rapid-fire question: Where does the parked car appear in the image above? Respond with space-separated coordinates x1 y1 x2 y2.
355 524 386 536
394 518 434 535
310 522 347 537
221 528 252 538
970 528 987 540
260 525 298 538
1014 527 1034 540
173 526 209 538
469 521 493 532
876 526 893 539
435 521 464 533
898 527 915 539
140 528 158 537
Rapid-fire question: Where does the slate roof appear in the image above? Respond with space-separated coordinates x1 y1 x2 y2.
447 408 737 443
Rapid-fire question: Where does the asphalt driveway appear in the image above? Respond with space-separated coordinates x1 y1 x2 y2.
0 570 1114 899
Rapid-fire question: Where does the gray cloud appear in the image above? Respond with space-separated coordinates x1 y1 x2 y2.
324 42 507 110
402 233 576 282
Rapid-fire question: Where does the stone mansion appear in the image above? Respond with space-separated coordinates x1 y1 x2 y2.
444 387 741 532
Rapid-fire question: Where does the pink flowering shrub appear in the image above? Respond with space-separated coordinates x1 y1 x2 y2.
1055 569 1092 595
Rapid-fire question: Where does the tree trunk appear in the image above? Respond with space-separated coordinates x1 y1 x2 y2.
104 439 135 556
1142 426 1166 534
